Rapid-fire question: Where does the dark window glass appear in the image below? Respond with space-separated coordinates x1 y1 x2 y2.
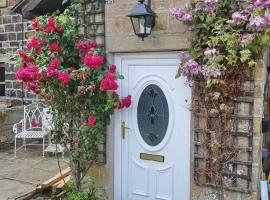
0 67 4 82
0 84 5 96
137 84 169 146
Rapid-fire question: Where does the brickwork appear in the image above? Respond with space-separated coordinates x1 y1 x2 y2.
0 0 34 106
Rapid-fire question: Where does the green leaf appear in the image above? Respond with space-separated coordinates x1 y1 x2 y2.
117 75 124 80
175 68 181 79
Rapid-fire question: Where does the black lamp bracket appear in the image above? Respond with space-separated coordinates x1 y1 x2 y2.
139 0 151 8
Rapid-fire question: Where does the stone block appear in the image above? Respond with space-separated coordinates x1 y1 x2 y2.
8 33 16 40
5 73 15 80
15 24 23 32
0 25 4 32
2 16 11 24
0 0 6 8
152 0 172 11
106 34 190 53
254 62 266 81
173 0 186 8
253 98 264 116
154 13 168 32
253 117 262 137
0 33 8 41
12 15 21 23
5 24 14 32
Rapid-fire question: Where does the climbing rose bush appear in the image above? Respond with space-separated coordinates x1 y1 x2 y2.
170 0 270 86
14 12 131 163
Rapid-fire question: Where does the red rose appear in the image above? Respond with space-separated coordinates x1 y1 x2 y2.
84 54 104 69
48 58 59 70
27 37 41 54
16 65 41 82
87 116 96 127
32 18 39 30
57 72 70 85
100 73 118 91
109 65 116 73
55 27 63 34
75 40 97 50
121 95 132 108
48 17 56 26
112 91 119 97
18 50 34 62
49 42 61 53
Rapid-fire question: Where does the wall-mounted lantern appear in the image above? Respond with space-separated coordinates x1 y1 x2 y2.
127 0 156 41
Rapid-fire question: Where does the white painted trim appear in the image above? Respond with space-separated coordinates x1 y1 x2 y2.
113 51 189 200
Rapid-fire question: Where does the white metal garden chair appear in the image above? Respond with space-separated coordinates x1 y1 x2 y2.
13 102 50 157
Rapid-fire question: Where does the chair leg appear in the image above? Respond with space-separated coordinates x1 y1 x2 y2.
14 137 16 158
23 138 26 150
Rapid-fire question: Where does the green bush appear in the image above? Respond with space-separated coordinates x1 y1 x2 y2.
64 177 98 200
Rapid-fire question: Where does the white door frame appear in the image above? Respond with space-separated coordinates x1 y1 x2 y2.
113 52 190 200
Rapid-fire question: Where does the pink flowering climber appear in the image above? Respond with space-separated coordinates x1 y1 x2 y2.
231 12 248 22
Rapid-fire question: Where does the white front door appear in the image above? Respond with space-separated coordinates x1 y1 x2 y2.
114 52 191 200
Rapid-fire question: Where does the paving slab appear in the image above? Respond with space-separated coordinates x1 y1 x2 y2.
0 146 68 199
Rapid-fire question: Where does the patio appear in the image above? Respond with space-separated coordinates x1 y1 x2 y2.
0 146 68 199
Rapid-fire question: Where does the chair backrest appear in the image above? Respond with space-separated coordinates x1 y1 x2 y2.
42 107 53 132
23 102 44 131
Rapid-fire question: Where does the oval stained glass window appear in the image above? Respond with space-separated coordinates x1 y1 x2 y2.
137 84 169 146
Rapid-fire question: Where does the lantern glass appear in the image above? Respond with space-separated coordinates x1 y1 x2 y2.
130 15 153 38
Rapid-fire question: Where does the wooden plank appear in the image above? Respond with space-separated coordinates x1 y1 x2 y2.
41 167 71 188
52 175 71 194
14 188 37 200
52 175 71 188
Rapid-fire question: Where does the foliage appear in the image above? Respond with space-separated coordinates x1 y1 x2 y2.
64 177 99 200
170 0 270 198
14 0 131 190
171 0 270 86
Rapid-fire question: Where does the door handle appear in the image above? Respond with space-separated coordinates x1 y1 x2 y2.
121 121 130 139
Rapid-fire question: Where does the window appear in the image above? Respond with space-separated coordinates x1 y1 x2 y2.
137 84 169 146
0 62 5 96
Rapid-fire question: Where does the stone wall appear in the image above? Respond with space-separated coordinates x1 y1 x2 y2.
0 0 34 106
105 0 189 53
